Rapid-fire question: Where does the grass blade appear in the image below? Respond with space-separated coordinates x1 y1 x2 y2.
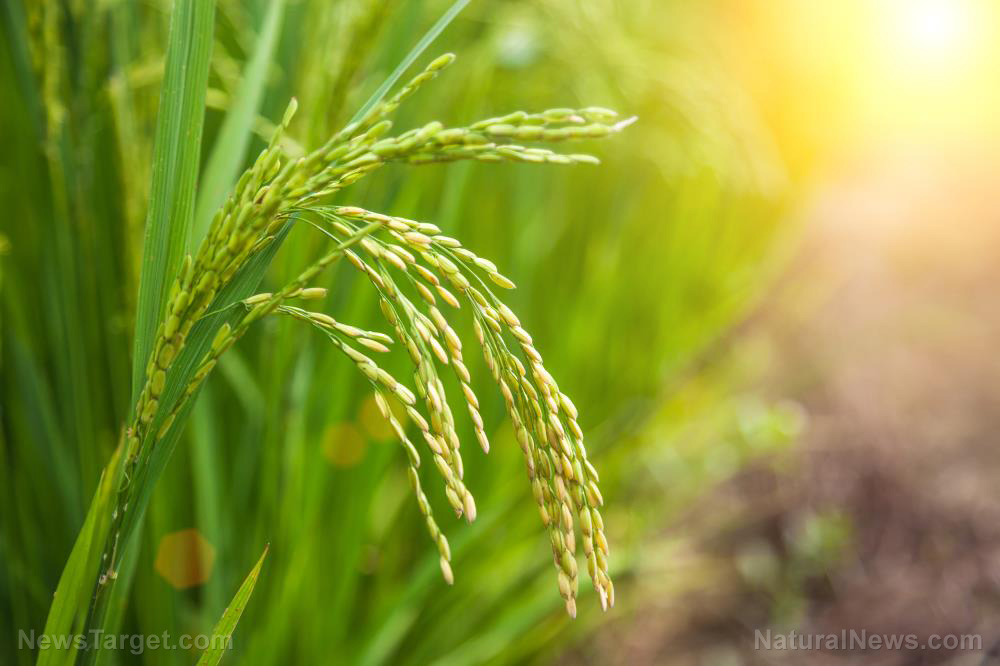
37 450 122 666
86 226 290 657
75 1 217 656
348 0 471 125
191 0 288 250
196 546 270 666
131 0 217 405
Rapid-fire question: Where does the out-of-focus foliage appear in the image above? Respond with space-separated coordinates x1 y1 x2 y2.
0 0 788 664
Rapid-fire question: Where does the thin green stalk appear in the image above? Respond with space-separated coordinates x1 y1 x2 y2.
131 0 217 406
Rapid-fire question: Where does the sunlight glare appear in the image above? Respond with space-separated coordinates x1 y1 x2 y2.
888 0 979 70
899 0 968 60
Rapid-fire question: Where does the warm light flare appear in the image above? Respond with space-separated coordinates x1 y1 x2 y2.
884 0 984 73
728 0 1000 158
896 0 971 62
869 0 998 139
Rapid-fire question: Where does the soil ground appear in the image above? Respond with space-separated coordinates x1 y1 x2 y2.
566 145 1000 665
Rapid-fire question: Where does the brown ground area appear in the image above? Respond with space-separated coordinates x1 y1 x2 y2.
564 146 1000 665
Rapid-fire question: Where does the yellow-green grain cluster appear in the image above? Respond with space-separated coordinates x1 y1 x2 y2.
114 54 628 614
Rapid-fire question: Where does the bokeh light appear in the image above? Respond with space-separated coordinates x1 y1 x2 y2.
321 422 368 467
154 529 216 590
357 395 398 441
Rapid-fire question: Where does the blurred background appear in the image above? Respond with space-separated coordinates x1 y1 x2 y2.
3 0 1000 663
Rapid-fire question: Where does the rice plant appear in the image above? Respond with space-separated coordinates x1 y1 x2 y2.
117 57 628 612
1 0 786 663
12 0 636 660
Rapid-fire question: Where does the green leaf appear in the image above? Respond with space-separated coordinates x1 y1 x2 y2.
348 0 471 125
84 226 290 654
131 0 217 406
37 450 122 666
196 545 270 666
191 0 288 251
0 0 44 140
57 1 472 659
73 1 217 656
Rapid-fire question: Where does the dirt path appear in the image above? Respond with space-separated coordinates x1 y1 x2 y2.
746 147 1000 665
564 146 1000 665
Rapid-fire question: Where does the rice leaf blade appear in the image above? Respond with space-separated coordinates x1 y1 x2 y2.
348 0 471 125
195 546 270 666
131 0 217 406
191 0 287 250
37 450 122 666
79 1 217 655
84 223 287 648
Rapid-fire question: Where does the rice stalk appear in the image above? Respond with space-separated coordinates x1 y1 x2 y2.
107 53 630 618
